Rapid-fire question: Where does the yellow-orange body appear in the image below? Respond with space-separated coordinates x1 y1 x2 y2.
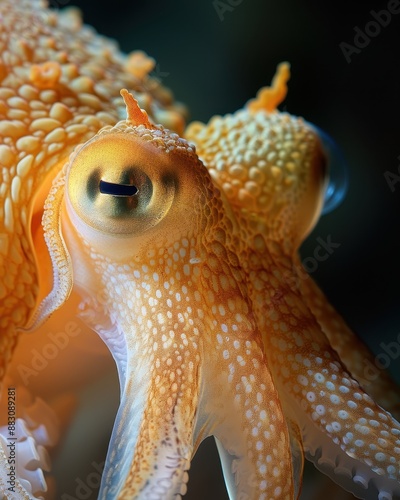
0 1 399 499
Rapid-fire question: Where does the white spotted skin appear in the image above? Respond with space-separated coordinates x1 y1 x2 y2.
244 239 400 499
41 87 400 498
57 134 295 498
293 255 400 419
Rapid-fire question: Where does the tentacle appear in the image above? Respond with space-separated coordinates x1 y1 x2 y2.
202 333 296 499
99 360 199 499
249 260 400 499
292 255 400 420
23 167 73 332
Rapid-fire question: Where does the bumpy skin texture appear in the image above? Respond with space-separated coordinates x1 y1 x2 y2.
0 0 185 376
0 1 185 497
1 2 400 500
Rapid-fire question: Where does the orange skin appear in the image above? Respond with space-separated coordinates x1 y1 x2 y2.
1 1 400 499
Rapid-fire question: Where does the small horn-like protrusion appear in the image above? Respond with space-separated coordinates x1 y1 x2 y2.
247 61 291 113
120 88 153 128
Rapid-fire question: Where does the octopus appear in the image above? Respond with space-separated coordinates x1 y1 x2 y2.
0 1 399 499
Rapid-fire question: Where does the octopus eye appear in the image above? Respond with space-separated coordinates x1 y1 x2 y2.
309 124 349 214
66 133 176 236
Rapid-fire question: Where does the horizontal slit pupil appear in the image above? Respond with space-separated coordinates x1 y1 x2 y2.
99 179 138 197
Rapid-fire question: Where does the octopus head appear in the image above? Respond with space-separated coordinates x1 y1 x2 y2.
29 90 218 329
186 63 330 251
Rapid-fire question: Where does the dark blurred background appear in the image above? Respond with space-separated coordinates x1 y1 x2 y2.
54 1 400 498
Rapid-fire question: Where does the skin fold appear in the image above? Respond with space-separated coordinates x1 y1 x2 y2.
0 1 399 499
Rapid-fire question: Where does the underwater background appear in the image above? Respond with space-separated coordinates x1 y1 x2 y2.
52 1 400 498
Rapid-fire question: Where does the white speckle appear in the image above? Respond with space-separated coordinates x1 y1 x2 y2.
316 405 325 416
330 394 340 404
375 452 386 462
338 410 349 419
387 465 396 475
306 391 316 402
237 355 245 366
378 438 388 448
190 257 202 264
331 421 341 432
297 375 308 386
355 424 370 435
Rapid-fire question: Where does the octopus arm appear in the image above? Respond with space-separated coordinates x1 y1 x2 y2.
98 360 198 499
293 256 400 420
201 329 300 499
253 274 400 499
